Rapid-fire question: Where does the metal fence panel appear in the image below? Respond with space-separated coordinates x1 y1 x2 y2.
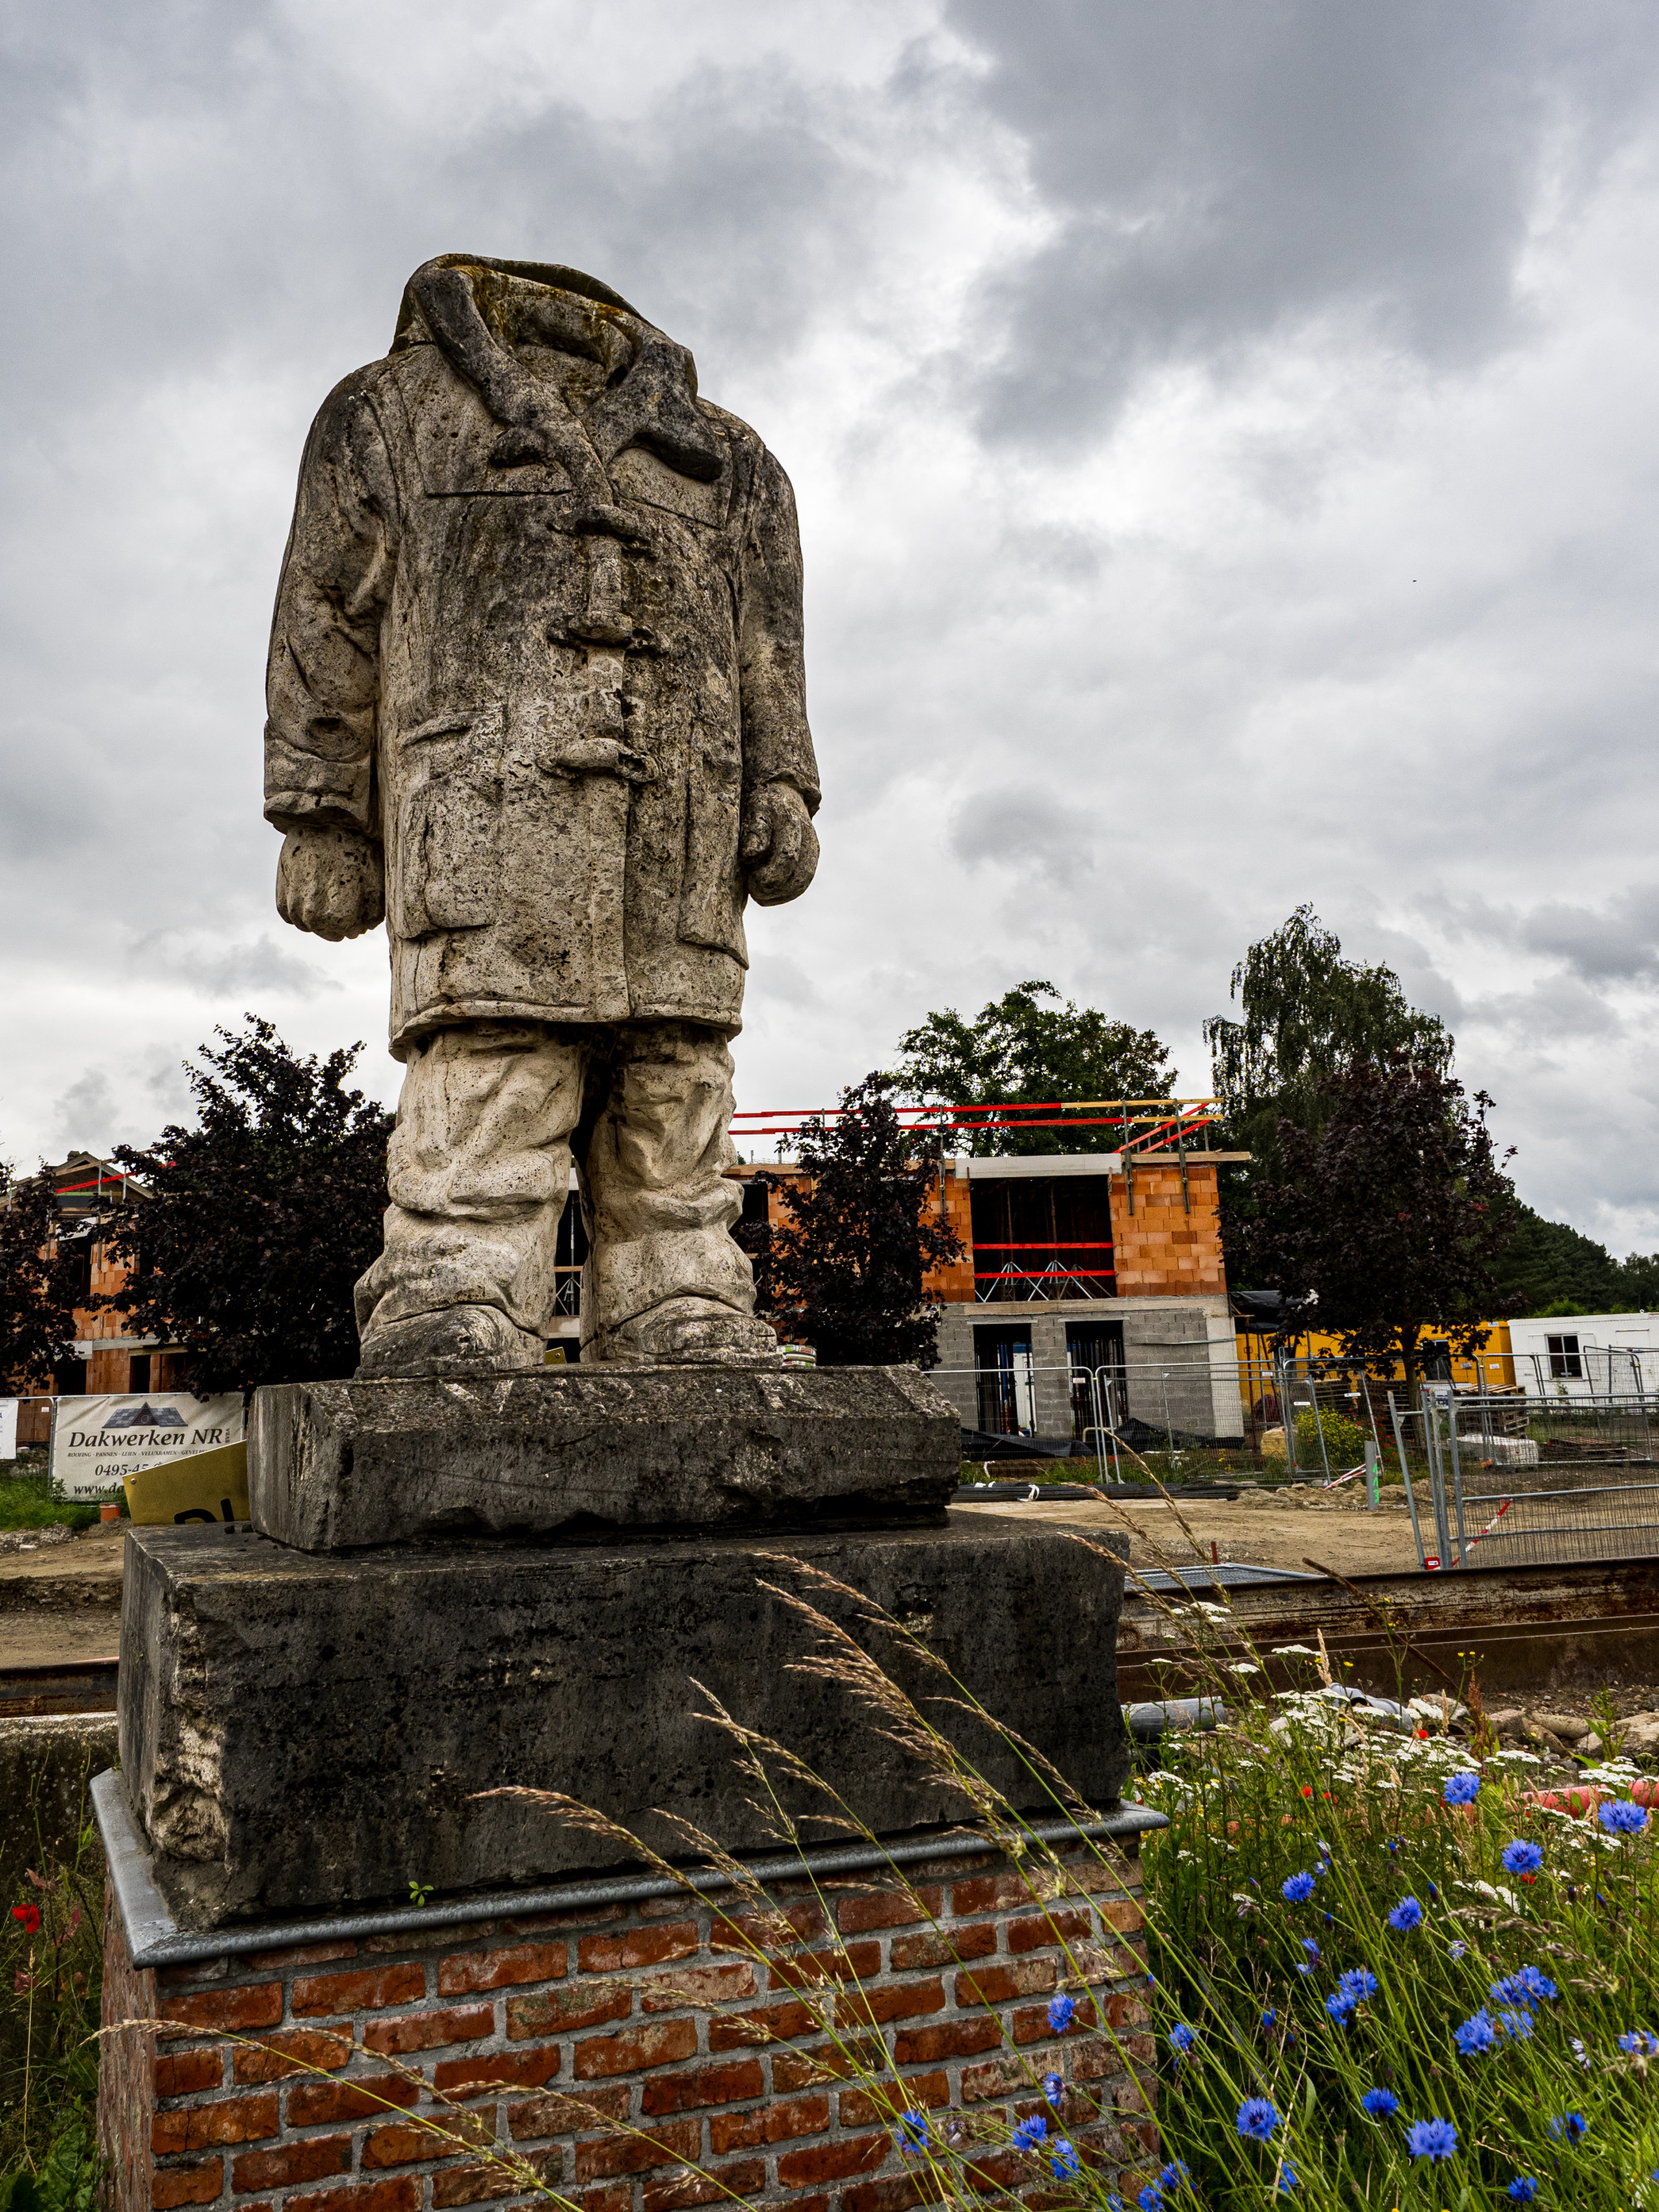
1389 1386 1659 1569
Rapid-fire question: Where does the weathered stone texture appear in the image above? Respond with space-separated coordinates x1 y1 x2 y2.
118 1518 1130 1928
247 1365 958 1551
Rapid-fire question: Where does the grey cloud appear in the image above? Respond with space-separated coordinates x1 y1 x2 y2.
951 785 1097 884
53 1067 118 1152
126 930 343 999
1520 887 1659 984
944 0 1659 443
1428 885 1659 988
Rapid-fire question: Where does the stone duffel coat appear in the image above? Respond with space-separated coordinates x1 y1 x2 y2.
263 257 820 1057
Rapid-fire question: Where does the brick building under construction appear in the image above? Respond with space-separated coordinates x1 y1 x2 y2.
729 1100 1248 1450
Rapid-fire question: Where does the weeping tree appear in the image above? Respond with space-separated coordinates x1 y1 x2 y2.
1226 1057 1522 1380
1204 907 1452 1171
757 1072 962 1366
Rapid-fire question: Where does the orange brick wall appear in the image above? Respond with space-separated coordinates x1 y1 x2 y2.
922 1171 975 1305
1107 1163 1225 1299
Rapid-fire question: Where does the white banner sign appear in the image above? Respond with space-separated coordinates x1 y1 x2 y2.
0 1399 16 1461
50 1393 246 1501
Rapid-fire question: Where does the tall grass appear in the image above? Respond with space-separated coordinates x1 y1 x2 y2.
90 1534 1659 2210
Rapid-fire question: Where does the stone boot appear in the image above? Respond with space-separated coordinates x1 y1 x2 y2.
586 1296 782 1368
357 1304 545 1378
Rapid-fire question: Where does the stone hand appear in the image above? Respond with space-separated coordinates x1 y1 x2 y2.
740 783 819 907
275 824 386 940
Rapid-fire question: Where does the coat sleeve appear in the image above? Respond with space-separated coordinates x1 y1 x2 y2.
736 444 821 814
263 378 401 839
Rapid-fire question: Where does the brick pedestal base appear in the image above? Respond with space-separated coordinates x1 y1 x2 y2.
100 1828 1160 2212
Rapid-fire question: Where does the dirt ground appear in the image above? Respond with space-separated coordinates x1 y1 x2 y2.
955 1483 1425 1578
0 1520 124 1667
0 1489 1422 1669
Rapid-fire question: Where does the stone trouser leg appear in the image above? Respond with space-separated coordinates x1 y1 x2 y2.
353 1020 776 1376
578 1021 776 1365
354 1022 584 1375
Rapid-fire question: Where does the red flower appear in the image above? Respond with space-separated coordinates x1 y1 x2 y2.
1301 1786 1314 1799
11 1904 40 1935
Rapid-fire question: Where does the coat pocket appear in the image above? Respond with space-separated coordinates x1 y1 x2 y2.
676 743 747 965
392 705 505 937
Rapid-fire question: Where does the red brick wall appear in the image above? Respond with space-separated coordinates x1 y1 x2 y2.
1107 1164 1225 1299
101 1844 1156 2212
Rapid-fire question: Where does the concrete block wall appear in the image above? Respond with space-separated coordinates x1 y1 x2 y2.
100 1844 1157 2212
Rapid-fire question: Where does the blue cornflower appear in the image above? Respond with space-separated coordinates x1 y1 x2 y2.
1360 2088 1399 2119
1406 2117 1458 2161
1261 2007 1276 2027
1443 1772 1480 1806
1501 1840 1544 1875
1598 1798 1651 1835
1453 2010 1496 2056
1448 1941 1467 1960
1618 2029 1659 2056
1495 2009 1532 2041
1491 1966 1558 2008
1295 1961 1315 1976
1237 2096 1280 2143
1047 1994 1077 2033
1326 1988 1356 2023
1050 2139 1080 2180
1301 1937 1321 1958
895 2111 930 2157
1386 1836 1401 1856
1044 2071 1064 2107
1281 1871 1316 1903
1426 1881 1438 1899
1507 2181 1538 2203
1158 2162 1190 2193
1275 2166 1297 2195
1387 1896 1423 1932
1338 1967 1379 2006
1136 2186 1162 2212
1013 2114 1048 2151
1549 2112 1588 2144
1169 2023 1195 2055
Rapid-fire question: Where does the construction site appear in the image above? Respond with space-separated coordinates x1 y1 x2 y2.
4 1096 1658 1755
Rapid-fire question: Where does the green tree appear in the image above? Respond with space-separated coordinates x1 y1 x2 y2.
1613 1249 1659 1309
1226 1057 1521 1378
0 1160 77 1391
1204 906 1451 1169
759 1072 962 1366
97 1017 395 1393
892 980 1172 1155
1488 1203 1624 1316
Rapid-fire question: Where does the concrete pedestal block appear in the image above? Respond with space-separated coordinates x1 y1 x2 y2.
118 1515 1129 1929
248 1364 958 1551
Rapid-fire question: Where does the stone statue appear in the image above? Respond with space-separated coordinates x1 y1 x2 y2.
264 256 820 1374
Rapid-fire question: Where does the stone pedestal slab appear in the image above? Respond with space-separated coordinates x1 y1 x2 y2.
118 1515 1129 1929
248 1364 957 1551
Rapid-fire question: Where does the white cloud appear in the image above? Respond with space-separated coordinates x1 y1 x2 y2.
3 0 1659 1249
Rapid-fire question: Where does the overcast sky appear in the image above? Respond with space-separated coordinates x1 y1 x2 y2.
4 1 1659 1247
